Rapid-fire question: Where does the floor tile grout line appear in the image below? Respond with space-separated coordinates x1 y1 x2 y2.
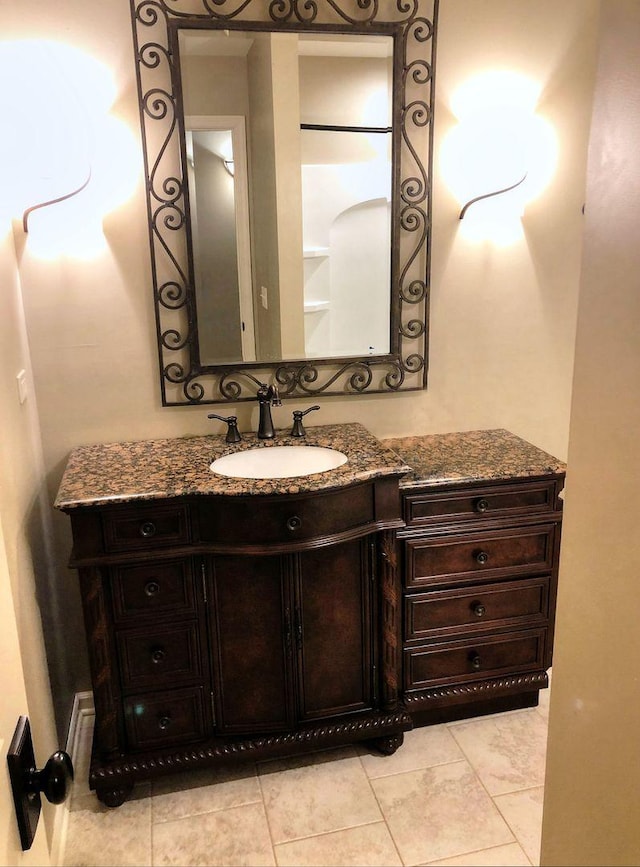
255 760 280 865
417 839 534 867
491 784 544 867
446 708 547 793
150 802 158 867
355 749 410 867
436 730 521 847
66 707 546 867
445 705 547 862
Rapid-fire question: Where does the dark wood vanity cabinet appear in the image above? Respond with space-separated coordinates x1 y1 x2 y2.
209 537 376 734
397 474 565 722
65 478 410 806
59 426 565 802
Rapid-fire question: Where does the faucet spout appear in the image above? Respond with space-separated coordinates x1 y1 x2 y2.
256 383 281 439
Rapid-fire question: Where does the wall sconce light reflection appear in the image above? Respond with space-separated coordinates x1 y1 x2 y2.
440 71 558 245
0 40 139 258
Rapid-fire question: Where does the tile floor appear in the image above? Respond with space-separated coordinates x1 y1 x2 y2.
62 686 550 867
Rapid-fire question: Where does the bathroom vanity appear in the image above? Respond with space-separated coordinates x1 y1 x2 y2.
55 424 412 806
386 429 566 723
56 425 565 806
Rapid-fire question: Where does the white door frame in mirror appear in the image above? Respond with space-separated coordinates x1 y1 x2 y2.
186 115 256 362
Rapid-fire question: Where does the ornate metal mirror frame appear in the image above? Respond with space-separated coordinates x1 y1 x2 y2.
130 0 438 405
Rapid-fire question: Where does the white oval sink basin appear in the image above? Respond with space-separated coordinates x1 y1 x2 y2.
210 445 348 479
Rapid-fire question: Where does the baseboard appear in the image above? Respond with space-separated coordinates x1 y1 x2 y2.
51 691 95 866
65 691 95 765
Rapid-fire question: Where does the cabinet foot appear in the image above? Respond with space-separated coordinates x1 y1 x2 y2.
369 732 404 756
96 783 133 808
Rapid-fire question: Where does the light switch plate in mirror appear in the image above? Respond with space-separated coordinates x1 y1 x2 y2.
130 0 438 405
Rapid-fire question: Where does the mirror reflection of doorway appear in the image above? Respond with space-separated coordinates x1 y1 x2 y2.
186 116 256 363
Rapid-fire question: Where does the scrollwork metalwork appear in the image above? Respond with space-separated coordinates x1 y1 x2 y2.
130 0 437 404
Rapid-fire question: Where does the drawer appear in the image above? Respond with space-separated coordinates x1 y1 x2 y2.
102 504 190 553
405 577 549 641
403 479 560 528
405 524 557 589
404 628 547 691
197 483 375 547
123 687 206 751
116 622 203 692
110 559 197 623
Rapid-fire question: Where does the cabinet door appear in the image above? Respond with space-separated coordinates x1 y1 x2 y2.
296 537 375 722
209 554 294 734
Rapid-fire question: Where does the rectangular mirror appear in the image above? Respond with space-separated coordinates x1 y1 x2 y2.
130 0 437 404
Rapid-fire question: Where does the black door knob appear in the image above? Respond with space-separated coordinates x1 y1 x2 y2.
29 751 74 805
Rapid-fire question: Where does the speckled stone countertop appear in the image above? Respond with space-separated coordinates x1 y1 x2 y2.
55 426 566 510
54 423 410 509
384 429 566 489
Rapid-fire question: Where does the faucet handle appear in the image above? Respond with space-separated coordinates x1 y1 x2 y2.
290 405 320 437
207 413 242 444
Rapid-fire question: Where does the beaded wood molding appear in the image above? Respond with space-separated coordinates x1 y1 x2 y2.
90 710 413 786
403 672 549 706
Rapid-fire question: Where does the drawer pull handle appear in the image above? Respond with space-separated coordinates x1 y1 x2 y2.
144 581 160 596
472 603 486 618
150 647 166 664
475 498 490 513
158 715 171 731
470 653 482 670
286 516 302 532
139 521 157 538
475 551 489 565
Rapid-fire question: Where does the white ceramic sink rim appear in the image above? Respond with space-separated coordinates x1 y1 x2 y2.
210 445 348 479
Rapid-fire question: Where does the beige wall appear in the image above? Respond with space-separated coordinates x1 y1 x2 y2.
0 229 57 863
541 2 640 863
1 0 598 736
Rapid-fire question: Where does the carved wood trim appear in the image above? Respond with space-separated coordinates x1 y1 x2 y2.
403 671 549 706
379 530 401 710
90 710 412 785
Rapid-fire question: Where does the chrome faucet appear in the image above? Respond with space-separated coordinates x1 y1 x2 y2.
256 383 282 439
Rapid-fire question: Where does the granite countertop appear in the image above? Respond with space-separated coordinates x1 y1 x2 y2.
384 428 566 489
55 425 567 510
54 423 410 509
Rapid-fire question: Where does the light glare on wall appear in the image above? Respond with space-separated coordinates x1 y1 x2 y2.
0 40 139 258
440 71 558 244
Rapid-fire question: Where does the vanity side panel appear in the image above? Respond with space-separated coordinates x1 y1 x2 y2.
68 509 105 560
77 565 122 758
373 476 405 524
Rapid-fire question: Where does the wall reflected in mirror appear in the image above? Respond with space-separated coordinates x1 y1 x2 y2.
180 29 393 366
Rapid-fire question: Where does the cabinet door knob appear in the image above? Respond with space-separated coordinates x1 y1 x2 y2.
286 515 302 532
144 580 160 596
475 498 490 513
475 551 489 565
158 715 171 731
472 603 486 618
469 653 482 670
150 647 166 664
139 521 157 538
